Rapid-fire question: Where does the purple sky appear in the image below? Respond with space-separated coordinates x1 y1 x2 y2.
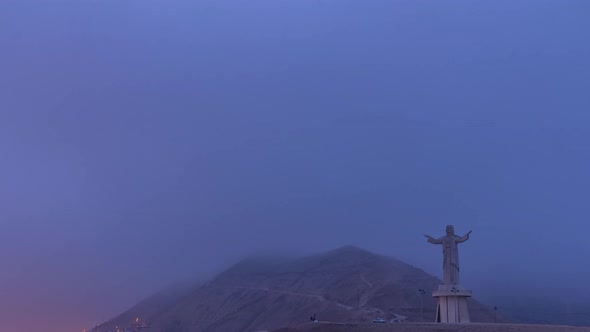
2 1 590 331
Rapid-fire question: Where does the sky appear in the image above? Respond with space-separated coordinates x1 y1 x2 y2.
1 0 590 331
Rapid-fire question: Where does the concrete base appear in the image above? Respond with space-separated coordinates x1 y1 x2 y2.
432 284 472 323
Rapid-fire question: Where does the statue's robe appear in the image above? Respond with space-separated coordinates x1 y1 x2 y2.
428 234 469 285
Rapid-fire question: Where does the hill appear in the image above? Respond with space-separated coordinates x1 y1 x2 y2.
95 246 499 332
94 281 202 331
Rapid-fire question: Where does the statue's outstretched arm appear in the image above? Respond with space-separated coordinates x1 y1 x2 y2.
456 230 472 243
424 234 442 244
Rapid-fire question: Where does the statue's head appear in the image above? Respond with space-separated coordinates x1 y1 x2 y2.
445 225 455 236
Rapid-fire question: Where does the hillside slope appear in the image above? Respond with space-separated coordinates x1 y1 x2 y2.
97 246 498 332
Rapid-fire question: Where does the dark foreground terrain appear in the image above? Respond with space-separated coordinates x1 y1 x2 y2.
273 322 590 332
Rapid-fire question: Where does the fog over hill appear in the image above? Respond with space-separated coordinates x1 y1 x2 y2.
97 246 498 332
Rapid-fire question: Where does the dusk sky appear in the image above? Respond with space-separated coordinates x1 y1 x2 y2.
1 1 590 331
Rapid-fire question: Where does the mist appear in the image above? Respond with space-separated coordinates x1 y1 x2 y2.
1 1 590 331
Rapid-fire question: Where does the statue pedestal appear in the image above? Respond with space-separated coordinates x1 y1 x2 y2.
432 285 472 323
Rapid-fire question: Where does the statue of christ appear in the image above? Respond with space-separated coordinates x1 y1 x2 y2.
425 225 472 285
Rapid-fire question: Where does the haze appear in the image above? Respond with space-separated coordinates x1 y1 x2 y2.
1 1 589 331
